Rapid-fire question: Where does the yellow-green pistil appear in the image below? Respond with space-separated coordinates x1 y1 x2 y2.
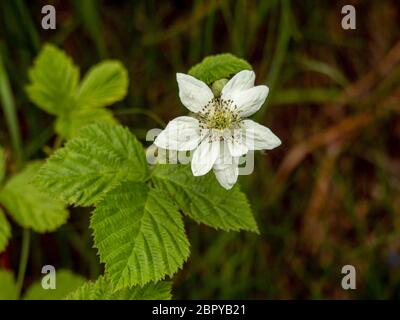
198 97 241 142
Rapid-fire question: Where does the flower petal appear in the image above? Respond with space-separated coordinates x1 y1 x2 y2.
227 138 248 157
154 116 201 151
191 139 220 176
176 73 214 113
241 119 281 150
221 70 255 100
231 85 269 117
213 149 239 190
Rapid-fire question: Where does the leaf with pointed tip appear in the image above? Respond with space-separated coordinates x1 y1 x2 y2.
35 122 148 207
26 45 129 140
91 181 190 289
77 61 128 109
0 162 69 233
26 44 79 115
188 53 252 85
66 277 171 300
152 164 259 233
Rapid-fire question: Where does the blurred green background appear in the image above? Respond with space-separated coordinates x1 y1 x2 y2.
1 0 400 299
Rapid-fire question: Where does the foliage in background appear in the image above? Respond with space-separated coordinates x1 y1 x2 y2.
0 0 400 299
26 44 127 139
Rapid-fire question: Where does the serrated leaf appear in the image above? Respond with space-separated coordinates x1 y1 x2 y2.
188 53 252 85
91 181 190 289
66 276 171 300
0 208 11 253
55 108 116 139
27 45 129 140
35 122 148 207
77 61 128 108
26 44 79 115
0 270 17 300
0 162 69 233
0 147 5 184
23 270 86 300
152 164 259 233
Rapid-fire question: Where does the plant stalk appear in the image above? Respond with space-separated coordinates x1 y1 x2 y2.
16 228 30 299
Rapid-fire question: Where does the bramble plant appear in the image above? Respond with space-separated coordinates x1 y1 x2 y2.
0 44 280 300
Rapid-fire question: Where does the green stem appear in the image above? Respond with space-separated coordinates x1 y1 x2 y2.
16 228 30 299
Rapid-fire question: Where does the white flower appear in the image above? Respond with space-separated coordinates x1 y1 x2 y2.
154 70 281 189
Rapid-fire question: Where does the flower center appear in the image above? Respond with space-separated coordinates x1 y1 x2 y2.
197 98 242 143
198 98 240 131
208 110 233 130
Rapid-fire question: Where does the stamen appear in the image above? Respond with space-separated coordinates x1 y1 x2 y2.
197 98 241 139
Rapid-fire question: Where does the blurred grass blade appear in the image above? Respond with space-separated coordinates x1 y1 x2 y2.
73 0 107 58
12 0 40 53
257 0 291 120
266 0 291 90
0 50 23 165
298 56 349 87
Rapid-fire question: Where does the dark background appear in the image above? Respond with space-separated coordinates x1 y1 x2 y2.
1 0 400 299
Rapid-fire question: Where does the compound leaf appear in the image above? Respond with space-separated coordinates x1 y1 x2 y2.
66 276 171 300
91 181 190 289
0 162 69 233
26 45 129 140
152 164 258 233
35 122 148 207
26 44 79 115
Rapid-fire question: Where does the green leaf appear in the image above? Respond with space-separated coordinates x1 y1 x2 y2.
35 122 148 207
0 162 69 233
91 181 190 289
55 108 116 139
0 208 11 253
23 270 86 300
152 164 259 233
77 61 128 108
26 44 79 115
0 147 5 184
0 270 17 300
26 45 130 140
66 276 171 300
188 53 252 85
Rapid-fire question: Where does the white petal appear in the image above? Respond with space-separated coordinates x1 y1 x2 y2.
154 116 200 151
241 119 281 150
213 165 239 190
191 139 220 176
221 70 255 100
227 138 248 157
176 73 214 113
213 141 231 165
231 85 269 117
213 150 239 190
